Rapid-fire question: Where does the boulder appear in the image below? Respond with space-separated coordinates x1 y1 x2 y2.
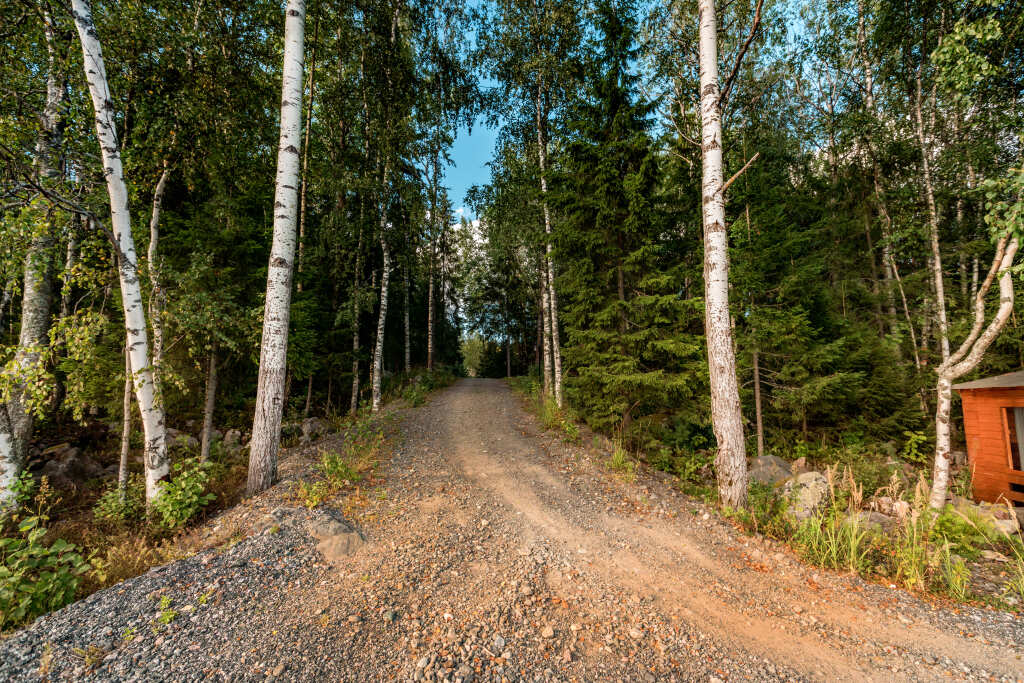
749 455 792 486
791 456 811 475
301 417 328 444
166 427 199 453
307 510 366 566
954 499 1021 536
848 510 896 533
40 446 107 489
782 471 830 520
223 429 242 447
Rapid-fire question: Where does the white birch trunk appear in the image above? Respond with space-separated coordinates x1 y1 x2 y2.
535 85 563 408
199 347 217 462
247 0 306 496
119 347 132 501
372 235 391 414
697 0 747 508
296 13 318 289
0 11 62 506
427 247 435 372
72 0 169 503
753 349 764 459
540 267 554 399
147 161 171 399
930 237 1020 508
914 70 950 363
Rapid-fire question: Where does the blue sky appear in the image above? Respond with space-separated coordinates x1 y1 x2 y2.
443 119 499 220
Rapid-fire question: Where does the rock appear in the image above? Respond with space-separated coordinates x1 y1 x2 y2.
980 549 1009 563
40 446 106 489
224 429 242 447
416 657 429 669
782 471 830 520
872 496 895 516
493 635 505 650
628 627 643 640
955 499 1021 536
540 625 554 638
791 456 810 475
849 510 895 533
749 455 792 486
892 500 911 519
301 417 328 444
166 427 200 453
307 511 366 566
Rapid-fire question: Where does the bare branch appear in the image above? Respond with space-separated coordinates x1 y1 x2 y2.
719 0 765 108
721 151 760 194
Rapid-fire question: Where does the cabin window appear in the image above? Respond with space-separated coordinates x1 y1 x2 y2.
1006 407 1024 472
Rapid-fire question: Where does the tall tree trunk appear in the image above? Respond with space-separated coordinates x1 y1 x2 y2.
72 0 168 503
931 237 1020 508
350 223 363 416
914 68 950 364
0 282 12 332
427 246 435 371
535 84 563 408
506 333 511 378
372 235 391 413
303 374 313 418
147 160 171 399
697 0 747 508
540 266 554 400
247 0 306 496
0 10 63 506
119 346 132 502
753 348 764 459
199 346 218 463
404 265 411 373
296 12 319 290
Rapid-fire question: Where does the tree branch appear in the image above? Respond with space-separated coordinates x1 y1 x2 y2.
719 0 765 108
721 151 760 194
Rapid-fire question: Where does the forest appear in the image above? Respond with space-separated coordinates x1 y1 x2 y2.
2 0 1024 639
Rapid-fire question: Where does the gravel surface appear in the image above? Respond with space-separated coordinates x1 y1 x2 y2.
2 378 1023 681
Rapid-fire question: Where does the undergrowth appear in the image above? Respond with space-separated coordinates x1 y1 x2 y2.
732 466 1024 607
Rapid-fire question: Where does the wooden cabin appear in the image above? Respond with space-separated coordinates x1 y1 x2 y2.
955 370 1024 506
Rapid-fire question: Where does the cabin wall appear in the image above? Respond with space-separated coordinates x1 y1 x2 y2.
960 388 1024 505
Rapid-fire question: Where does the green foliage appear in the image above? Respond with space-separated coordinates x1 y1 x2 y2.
605 444 636 481
150 459 216 531
93 474 145 525
1 480 90 632
899 431 929 465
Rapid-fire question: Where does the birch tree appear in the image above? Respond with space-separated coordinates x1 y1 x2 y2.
697 0 747 508
0 10 62 506
71 0 168 503
247 0 306 496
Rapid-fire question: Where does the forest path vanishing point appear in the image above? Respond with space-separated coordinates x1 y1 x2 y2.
2 378 1023 682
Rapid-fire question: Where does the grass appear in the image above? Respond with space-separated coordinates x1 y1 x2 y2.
733 464 1024 608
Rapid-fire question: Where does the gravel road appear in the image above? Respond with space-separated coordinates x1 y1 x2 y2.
2 378 1022 682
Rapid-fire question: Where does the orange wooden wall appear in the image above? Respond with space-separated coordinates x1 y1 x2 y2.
959 388 1024 504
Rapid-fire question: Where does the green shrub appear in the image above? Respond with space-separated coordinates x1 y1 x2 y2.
900 430 929 465
151 458 215 531
606 444 636 480
0 516 90 631
93 474 145 524
320 450 364 488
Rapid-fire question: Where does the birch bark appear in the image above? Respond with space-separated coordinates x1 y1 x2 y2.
147 161 171 398
540 266 554 399
247 0 306 496
535 84 563 407
0 10 63 506
930 237 1020 508
72 0 169 503
697 0 747 508
372 233 391 414
199 347 218 463
119 347 132 501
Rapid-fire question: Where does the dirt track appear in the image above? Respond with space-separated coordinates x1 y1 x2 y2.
2 378 1022 681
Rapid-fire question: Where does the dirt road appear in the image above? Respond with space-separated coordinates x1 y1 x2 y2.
2 378 1022 681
